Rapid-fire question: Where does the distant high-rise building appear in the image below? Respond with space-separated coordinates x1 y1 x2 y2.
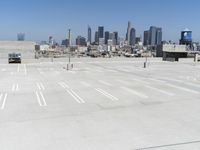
149 26 157 46
49 36 53 45
148 26 162 46
130 28 136 46
98 26 104 39
99 38 105 46
136 36 141 45
95 31 99 44
105 31 110 44
113 32 118 45
17 33 25 41
156 28 162 45
126 21 132 44
61 39 69 47
143 30 149 46
109 32 115 45
68 29 71 47
76 36 87 46
88 26 92 44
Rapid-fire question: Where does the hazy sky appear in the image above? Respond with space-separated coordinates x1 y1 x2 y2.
0 0 199 43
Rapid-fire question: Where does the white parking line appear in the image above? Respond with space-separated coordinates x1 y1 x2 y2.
35 91 47 106
80 81 91 87
58 82 85 104
166 83 199 94
130 78 150 85
12 84 19 92
24 64 27 75
144 85 175 96
36 83 45 90
1 93 8 109
39 91 47 106
116 79 129 85
147 78 166 83
35 91 42 106
70 89 85 103
58 82 69 89
95 88 119 101
121 87 148 99
98 80 113 86
164 78 200 88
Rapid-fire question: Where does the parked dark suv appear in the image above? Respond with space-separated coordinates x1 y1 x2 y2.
8 53 21 63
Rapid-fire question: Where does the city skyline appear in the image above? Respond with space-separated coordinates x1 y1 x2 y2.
0 0 200 42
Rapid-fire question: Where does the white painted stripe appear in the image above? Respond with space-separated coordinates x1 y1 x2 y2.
80 81 91 87
164 78 200 88
24 64 27 75
1 93 8 109
39 91 47 106
62 82 69 89
12 84 15 91
144 85 175 96
116 79 129 85
66 89 81 104
16 84 19 91
58 82 65 89
130 78 150 84
98 80 112 86
35 91 42 106
95 88 119 101
70 90 85 103
121 87 148 99
147 78 166 83
58 82 84 104
36 83 41 90
166 83 199 94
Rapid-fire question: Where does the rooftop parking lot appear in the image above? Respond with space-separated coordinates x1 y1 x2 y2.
0 57 200 150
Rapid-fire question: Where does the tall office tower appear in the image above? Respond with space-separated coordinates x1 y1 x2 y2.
143 30 149 46
68 29 71 47
105 31 110 44
17 33 25 41
95 31 99 44
126 21 132 44
49 36 53 45
149 26 162 46
109 32 115 45
113 32 118 45
98 26 104 39
156 28 162 45
149 26 157 46
130 28 136 46
87 26 92 44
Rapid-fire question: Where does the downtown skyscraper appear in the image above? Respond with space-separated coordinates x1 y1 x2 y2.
144 26 162 46
126 21 136 46
87 26 92 44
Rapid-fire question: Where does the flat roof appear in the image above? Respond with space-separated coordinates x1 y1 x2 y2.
0 57 200 150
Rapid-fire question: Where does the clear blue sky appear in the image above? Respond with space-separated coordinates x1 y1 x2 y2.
0 0 199 43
